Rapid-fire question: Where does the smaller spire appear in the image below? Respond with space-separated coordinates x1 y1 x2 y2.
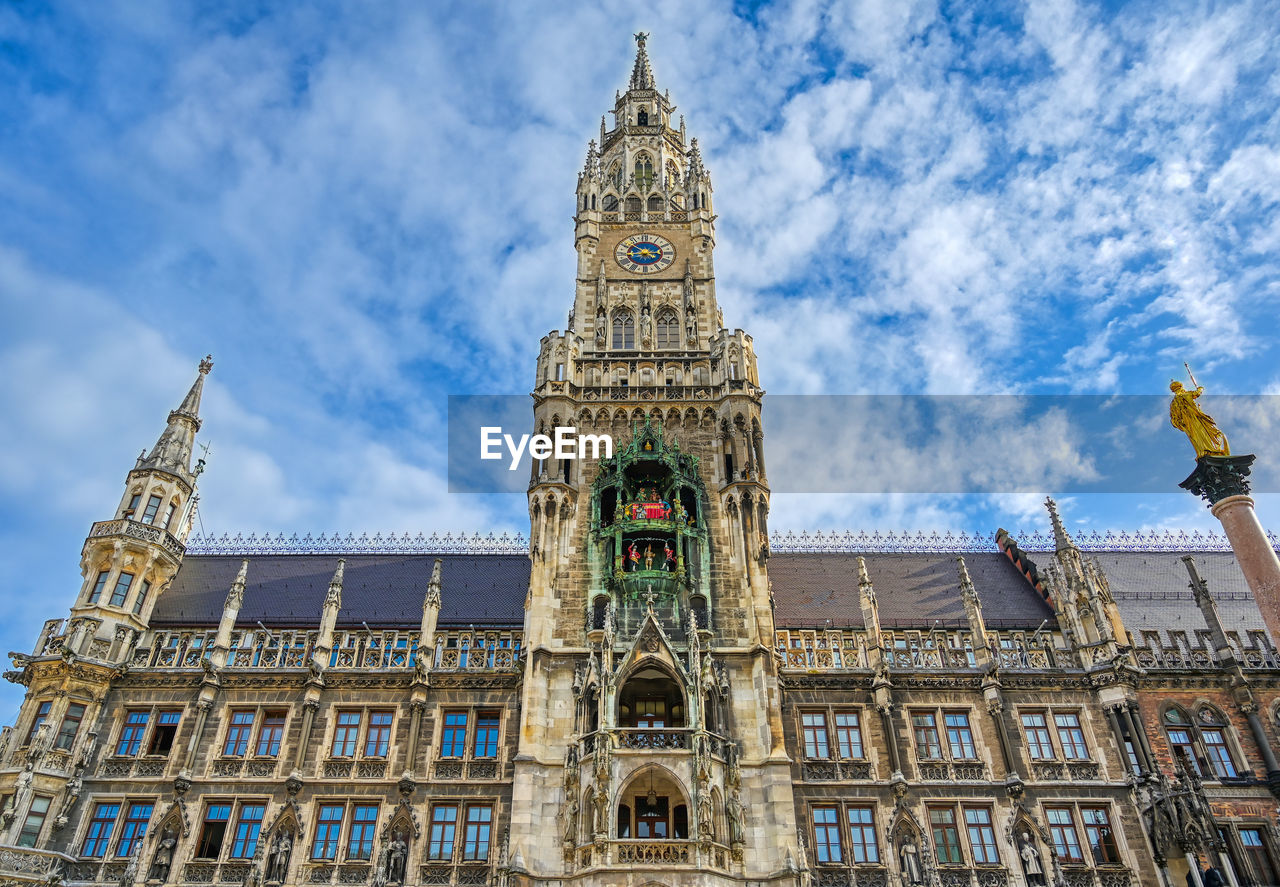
325 558 345 608
1044 497 1076 552
686 138 705 183
226 559 249 610
856 556 875 602
425 557 443 609
629 32 655 91
957 556 979 607
139 356 213 478
582 139 598 177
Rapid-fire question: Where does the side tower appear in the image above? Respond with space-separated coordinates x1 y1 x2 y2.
511 36 795 886
0 358 211 854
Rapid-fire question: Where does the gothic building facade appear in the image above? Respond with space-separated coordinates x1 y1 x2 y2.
1 36 1279 887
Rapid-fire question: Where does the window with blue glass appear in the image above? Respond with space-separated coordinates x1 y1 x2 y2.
441 712 468 758
312 805 344 860
117 802 153 857
116 712 149 757
348 805 378 861
231 804 265 859
81 802 121 857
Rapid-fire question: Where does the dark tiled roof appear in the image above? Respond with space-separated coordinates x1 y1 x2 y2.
152 555 530 628
153 549 1267 638
1092 551 1266 636
768 552 1054 630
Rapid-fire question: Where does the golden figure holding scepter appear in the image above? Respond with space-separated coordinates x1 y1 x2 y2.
1170 363 1230 458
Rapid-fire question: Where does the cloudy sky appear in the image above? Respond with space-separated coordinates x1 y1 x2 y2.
2 1 1279 714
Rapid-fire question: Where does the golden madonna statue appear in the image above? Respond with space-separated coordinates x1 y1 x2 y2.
1169 380 1230 458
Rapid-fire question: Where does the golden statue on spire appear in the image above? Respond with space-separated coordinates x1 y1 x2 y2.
1170 365 1230 458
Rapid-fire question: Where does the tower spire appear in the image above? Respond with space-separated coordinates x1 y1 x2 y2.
629 32 655 91
1044 496 1075 552
139 355 212 480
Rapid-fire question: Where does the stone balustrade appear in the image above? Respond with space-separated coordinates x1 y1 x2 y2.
89 517 185 560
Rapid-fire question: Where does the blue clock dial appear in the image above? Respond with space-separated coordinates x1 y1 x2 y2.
614 233 676 274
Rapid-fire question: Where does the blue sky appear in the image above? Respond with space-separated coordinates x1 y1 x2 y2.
2 0 1279 715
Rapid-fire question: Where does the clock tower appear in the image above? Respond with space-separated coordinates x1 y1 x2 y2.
510 35 798 886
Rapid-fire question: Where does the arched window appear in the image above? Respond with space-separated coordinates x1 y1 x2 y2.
666 161 679 187
626 196 642 213
635 155 654 192
602 194 618 211
1163 706 1240 779
592 597 609 631
591 194 596 209
610 162 623 190
612 312 634 349
646 194 664 213
656 309 679 348
637 108 648 125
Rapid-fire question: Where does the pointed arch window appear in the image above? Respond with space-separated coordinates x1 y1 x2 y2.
655 309 679 348
612 312 634 349
610 162 623 191
636 108 648 125
602 194 618 212
666 161 679 188
634 155 654 192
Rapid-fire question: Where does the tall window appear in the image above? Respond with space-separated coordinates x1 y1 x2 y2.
148 711 181 756
82 802 121 857
847 807 878 863
429 805 458 860
1081 807 1119 864
25 701 51 745
140 495 162 525
945 713 976 759
225 711 255 757
912 712 942 760
312 805 344 860
1047 808 1083 862
108 573 135 608
231 804 265 859
117 802 153 857
132 580 151 615
812 807 843 863
441 712 468 758
656 310 679 348
18 796 51 848
635 796 668 838
348 805 378 861
464 805 493 861
473 712 500 758
1166 725 1201 776
88 571 110 604
802 712 830 759
117 711 150 757
1240 828 1279 883
612 312 635 349
332 711 361 757
1022 712 1055 760
610 162 622 191
256 712 286 757
1054 713 1089 759
835 712 864 760
122 493 141 519
55 703 86 750
196 804 232 859
930 807 963 864
365 712 393 758
964 807 999 864
635 155 654 191
1201 728 1237 778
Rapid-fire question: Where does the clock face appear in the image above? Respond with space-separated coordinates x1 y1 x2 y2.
615 233 675 274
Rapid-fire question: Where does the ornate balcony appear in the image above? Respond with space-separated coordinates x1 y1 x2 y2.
574 839 732 871
89 518 185 561
0 845 77 884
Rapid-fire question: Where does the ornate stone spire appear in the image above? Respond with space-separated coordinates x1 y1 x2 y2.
629 32 655 91
325 559 346 609
1044 496 1076 552
139 355 212 479
582 139 598 178
226 559 249 611
686 138 706 183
